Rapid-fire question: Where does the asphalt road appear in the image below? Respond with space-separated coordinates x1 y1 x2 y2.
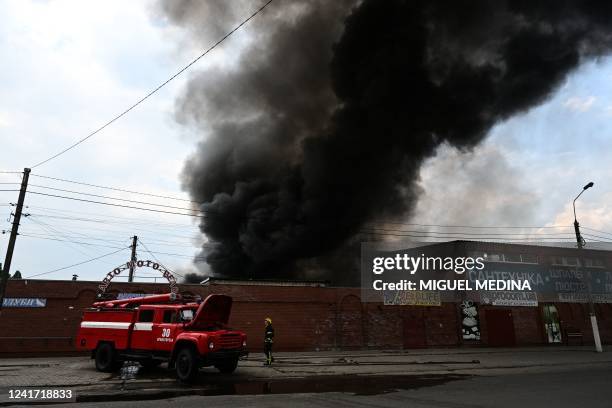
46 364 611 408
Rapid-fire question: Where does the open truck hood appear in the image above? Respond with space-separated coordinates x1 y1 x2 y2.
187 294 232 329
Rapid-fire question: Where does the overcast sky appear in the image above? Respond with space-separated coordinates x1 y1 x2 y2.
1 0 612 283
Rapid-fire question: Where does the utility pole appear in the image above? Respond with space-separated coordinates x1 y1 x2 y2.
573 181 602 352
128 235 138 283
0 168 31 311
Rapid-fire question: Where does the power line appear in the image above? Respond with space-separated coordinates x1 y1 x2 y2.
25 216 96 258
365 221 573 229
359 230 579 242
138 239 186 278
26 205 197 228
582 232 612 242
24 247 129 279
27 214 199 240
20 226 198 248
19 230 128 246
19 233 128 250
30 0 276 169
26 191 205 217
30 174 199 204
28 184 200 212
361 226 575 237
21 218 196 244
582 226 612 237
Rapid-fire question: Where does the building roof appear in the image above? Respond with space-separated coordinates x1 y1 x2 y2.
200 277 328 287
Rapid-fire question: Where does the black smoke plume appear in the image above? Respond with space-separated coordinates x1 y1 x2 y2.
163 0 612 283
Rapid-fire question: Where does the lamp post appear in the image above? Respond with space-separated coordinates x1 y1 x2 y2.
573 181 593 249
572 181 602 352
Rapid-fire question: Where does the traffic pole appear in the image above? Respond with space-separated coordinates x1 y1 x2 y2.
0 168 31 311
128 235 138 283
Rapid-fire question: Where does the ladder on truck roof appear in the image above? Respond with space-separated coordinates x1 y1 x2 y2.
92 293 201 309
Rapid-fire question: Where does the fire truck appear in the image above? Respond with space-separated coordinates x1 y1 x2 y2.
76 293 248 382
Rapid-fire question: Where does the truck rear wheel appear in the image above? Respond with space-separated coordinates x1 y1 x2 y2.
175 347 198 382
95 343 119 372
215 358 238 374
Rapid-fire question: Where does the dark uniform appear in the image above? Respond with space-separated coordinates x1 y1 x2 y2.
264 319 274 365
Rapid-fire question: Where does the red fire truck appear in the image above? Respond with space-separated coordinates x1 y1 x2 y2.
76 293 248 382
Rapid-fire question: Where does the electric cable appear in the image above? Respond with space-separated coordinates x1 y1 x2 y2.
27 184 200 212
19 233 129 250
31 174 198 203
26 191 204 217
30 0 275 169
24 247 130 278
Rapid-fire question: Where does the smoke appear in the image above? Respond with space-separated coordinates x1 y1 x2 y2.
162 0 612 282
412 141 540 229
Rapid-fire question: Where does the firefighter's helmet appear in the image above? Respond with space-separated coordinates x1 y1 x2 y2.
265 317 272 325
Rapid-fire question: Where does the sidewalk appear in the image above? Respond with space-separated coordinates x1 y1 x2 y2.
0 346 611 404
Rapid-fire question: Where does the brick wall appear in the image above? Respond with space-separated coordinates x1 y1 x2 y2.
2 279 612 355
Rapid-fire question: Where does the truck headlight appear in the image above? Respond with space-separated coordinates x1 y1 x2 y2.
242 340 247 347
209 341 215 350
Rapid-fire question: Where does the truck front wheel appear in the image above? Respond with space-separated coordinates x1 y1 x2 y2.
175 347 199 382
95 343 119 372
215 358 238 374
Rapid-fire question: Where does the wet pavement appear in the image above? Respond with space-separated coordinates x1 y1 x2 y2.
83 371 467 403
0 346 611 405
7 365 612 408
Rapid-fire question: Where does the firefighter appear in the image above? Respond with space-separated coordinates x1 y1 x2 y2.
263 317 274 366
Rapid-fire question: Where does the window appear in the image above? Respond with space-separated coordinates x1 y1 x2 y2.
584 258 605 268
163 310 176 323
552 256 564 265
520 254 538 264
180 309 195 322
138 309 154 322
486 253 503 262
565 257 578 266
504 253 522 263
551 256 582 266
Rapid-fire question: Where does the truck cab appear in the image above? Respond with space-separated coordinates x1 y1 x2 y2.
77 293 248 382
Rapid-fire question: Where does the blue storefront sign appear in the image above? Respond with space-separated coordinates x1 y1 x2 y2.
2 298 47 308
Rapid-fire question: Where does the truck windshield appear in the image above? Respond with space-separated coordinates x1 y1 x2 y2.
180 309 195 322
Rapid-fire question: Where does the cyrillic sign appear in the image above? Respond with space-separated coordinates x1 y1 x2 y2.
383 290 441 306
480 291 538 307
97 260 178 296
2 298 47 308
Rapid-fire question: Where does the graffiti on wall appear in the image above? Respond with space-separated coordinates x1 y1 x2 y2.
461 300 480 340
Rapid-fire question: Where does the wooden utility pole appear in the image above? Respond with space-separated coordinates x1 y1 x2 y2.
0 168 31 311
128 235 138 282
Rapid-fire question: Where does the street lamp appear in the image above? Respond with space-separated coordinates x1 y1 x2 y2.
573 181 593 248
572 181 602 352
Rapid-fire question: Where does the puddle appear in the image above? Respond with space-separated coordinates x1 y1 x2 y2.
81 373 468 402
119 362 141 381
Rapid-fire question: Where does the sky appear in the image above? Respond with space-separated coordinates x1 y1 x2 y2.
1 0 612 283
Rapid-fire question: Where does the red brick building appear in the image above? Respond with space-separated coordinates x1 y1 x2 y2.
1 241 612 355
